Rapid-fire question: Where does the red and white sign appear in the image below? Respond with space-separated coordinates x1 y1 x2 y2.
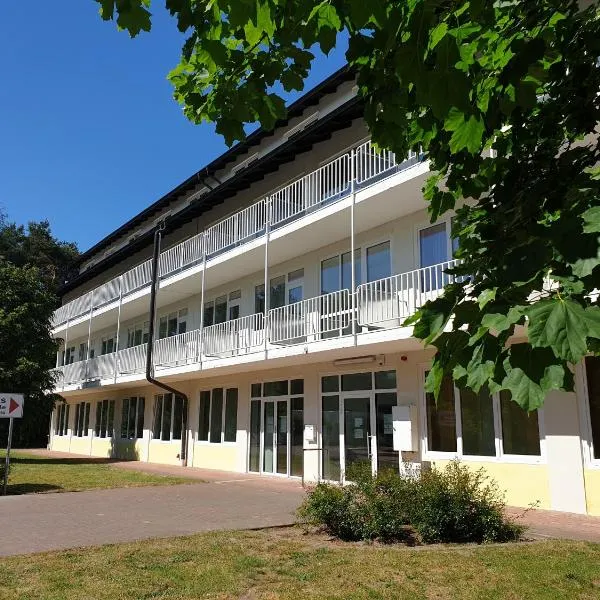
0 394 24 419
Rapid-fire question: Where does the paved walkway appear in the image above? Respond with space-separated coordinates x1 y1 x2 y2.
2 450 600 556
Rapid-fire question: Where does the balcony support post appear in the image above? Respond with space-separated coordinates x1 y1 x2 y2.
264 198 271 355
350 149 357 341
197 233 207 366
85 290 94 381
113 276 123 383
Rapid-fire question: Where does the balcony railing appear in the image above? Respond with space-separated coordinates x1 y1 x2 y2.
53 261 458 390
52 140 425 328
357 260 460 328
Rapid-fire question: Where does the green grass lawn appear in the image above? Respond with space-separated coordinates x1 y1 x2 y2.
0 450 194 494
0 528 598 600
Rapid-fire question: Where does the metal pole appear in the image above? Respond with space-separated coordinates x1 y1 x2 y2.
350 149 357 341
263 198 271 354
3 417 14 496
114 276 123 383
197 233 207 366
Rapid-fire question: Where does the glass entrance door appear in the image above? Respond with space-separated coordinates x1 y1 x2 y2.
343 396 372 474
324 393 399 481
262 400 290 476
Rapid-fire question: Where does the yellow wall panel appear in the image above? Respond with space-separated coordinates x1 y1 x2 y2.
192 444 238 472
147 442 183 466
432 460 551 510
584 470 600 516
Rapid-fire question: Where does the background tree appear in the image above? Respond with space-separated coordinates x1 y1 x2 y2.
95 0 600 409
0 213 78 447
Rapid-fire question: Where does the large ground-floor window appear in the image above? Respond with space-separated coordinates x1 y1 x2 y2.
423 373 542 459
54 403 70 436
95 399 115 438
198 387 238 443
583 356 600 461
152 393 185 441
74 402 90 437
121 397 145 439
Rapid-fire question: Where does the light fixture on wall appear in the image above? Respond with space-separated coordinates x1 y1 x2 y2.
333 355 380 367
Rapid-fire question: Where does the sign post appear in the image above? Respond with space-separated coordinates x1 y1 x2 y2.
1 393 24 496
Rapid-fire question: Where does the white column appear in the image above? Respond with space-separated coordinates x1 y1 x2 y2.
113 276 123 383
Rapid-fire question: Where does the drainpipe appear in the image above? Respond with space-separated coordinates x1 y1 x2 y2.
145 223 189 466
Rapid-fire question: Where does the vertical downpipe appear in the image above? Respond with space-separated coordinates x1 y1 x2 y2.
145 223 190 466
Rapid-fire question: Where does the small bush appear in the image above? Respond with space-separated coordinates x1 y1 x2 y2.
298 460 523 544
409 461 524 544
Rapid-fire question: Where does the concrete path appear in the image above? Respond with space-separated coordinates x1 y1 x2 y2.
0 477 303 557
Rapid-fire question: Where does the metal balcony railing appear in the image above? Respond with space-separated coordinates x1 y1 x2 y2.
51 261 461 390
356 260 461 327
52 139 424 329
268 290 352 344
203 313 265 357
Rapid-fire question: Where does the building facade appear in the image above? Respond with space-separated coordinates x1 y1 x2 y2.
49 68 600 515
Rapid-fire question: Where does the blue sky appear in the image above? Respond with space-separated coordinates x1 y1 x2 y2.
0 2 347 252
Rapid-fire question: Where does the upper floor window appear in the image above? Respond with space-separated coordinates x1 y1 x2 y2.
321 250 361 294
366 241 391 282
127 322 149 348
583 356 600 461
73 402 90 437
100 335 116 355
63 346 75 366
198 388 238 443
121 397 145 439
54 403 69 436
204 290 241 326
158 309 187 339
95 399 115 438
152 393 185 441
424 374 542 458
255 271 304 313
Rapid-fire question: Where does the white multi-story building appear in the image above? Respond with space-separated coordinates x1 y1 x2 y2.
49 67 600 515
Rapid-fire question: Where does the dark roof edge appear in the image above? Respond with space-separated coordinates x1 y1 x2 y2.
77 65 354 264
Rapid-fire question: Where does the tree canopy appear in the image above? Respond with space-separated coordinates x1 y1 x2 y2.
0 214 78 446
95 0 600 409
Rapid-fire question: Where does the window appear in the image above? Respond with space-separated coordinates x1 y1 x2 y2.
73 402 90 437
127 322 149 348
584 356 600 460
54 403 70 436
425 377 457 453
270 275 286 310
287 270 304 305
204 291 241 326
78 342 88 362
63 346 75 365
419 223 448 268
152 393 185 441
500 391 541 456
198 388 238 443
366 241 391 282
321 250 361 294
121 397 145 439
158 309 187 339
255 284 265 314
94 399 115 438
100 335 116 355
423 374 542 458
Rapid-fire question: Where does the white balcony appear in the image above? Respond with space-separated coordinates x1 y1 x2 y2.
52 140 427 330
52 260 459 391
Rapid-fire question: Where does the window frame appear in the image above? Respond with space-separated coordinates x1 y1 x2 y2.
54 403 70 436
418 365 546 464
157 308 188 340
196 387 238 445
576 360 600 468
151 393 184 442
94 399 115 439
120 396 145 440
126 321 149 348
73 402 91 437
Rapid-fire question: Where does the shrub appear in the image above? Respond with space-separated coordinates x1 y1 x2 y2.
298 460 524 544
409 460 524 544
